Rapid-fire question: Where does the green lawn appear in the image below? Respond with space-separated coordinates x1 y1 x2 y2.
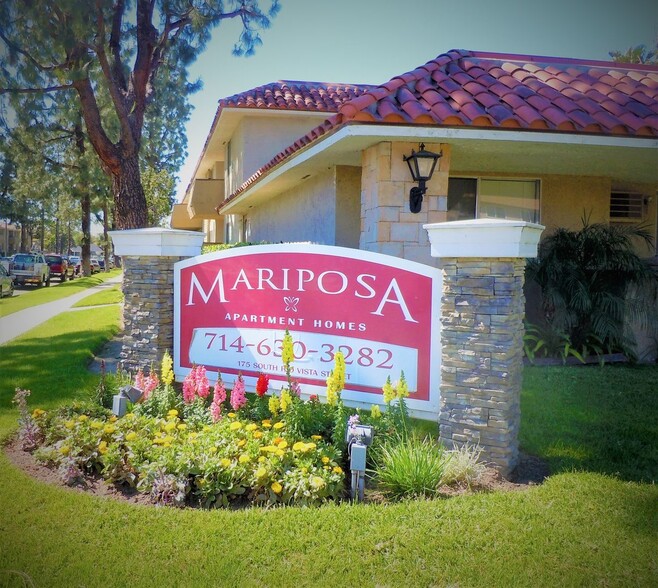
0 308 656 587
0 269 121 316
71 284 123 307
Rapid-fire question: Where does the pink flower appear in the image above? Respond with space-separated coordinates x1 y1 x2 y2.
210 400 223 423
134 368 145 391
143 372 159 399
195 365 210 399
182 367 197 404
230 374 247 411
213 376 227 405
290 380 301 397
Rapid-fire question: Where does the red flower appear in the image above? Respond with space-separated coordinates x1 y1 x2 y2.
309 394 319 403
256 373 270 397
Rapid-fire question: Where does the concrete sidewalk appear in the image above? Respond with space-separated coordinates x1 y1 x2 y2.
0 274 123 346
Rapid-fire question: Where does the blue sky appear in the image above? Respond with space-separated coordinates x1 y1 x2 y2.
175 0 658 201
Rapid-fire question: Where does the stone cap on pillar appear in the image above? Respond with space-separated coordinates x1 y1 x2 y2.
109 227 205 257
424 219 544 258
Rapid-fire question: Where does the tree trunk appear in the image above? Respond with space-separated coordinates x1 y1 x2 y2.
102 198 110 271
81 191 91 276
112 155 149 229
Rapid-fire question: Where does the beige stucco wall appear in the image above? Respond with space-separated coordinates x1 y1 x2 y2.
246 168 338 245
226 115 329 195
335 166 361 248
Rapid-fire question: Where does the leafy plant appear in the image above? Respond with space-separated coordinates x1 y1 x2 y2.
523 323 585 364
526 216 658 360
372 435 447 499
441 444 486 487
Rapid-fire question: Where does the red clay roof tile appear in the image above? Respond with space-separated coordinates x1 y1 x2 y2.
220 50 658 208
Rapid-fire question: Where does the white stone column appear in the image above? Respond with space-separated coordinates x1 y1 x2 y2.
424 219 544 476
109 228 204 373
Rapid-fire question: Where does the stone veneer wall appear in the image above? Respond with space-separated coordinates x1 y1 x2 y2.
120 255 185 373
438 257 527 475
360 141 450 266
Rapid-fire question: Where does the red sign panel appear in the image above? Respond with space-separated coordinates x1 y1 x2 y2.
174 244 441 418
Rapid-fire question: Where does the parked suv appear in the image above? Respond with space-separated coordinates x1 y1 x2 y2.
45 254 75 282
11 253 50 287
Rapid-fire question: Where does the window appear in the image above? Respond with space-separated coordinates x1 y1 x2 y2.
610 191 644 221
448 178 540 223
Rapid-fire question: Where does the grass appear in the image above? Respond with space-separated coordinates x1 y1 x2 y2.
0 269 121 316
521 365 658 482
71 284 123 308
0 309 657 587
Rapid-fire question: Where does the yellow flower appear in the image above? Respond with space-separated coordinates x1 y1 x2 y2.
321 456 330 464
164 422 177 432
208 446 218 454
31 409 45 418
268 396 279 415
262 419 271 426
271 481 283 494
281 330 294 368
260 445 278 453
91 421 103 430
275 449 285 457
310 476 325 490
109 415 118 422
382 376 395 404
239 454 250 464
396 371 409 399
220 458 231 468
276 440 288 449
253 431 263 439
371 404 382 419
177 424 187 431
98 441 107 454
104 424 116 434
280 390 292 412
126 432 137 441
258 456 266 463
167 409 179 417
77 415 88 422
273 422 284 430
59 445 70 455
227 412 236 418
229 421 242 431
64 420 75 430
256 467 267 478
332 466 343 474
161 350 174 386
311 435 322 440
245 423 258 432
293 441 306 452
237 439 246 447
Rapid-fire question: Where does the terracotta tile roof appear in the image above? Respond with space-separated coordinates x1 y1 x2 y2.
221 49 658 208
219 80 375 112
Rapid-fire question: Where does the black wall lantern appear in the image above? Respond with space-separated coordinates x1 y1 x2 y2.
403 143 442 213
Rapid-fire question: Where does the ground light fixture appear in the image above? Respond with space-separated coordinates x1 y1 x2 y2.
403 143 442 213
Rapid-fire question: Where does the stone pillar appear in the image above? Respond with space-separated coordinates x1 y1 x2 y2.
360 141 450 266
424 219 544 476
109 228 204 373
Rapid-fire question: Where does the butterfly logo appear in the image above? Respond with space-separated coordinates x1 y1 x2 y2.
284 296 299 312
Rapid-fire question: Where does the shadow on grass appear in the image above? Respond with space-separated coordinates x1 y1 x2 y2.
0 327 116 410
521 365 658 483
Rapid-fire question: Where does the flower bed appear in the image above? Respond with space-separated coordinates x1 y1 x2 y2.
12 331 492 508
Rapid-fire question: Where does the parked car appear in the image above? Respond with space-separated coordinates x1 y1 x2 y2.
45 254 75 282
68 256 81 276
0 256 13 274
90 257 101 274
0 263 13 297
11 252 50 287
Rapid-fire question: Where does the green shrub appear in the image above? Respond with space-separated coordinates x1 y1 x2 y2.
373 435 447 499
441 444 486 487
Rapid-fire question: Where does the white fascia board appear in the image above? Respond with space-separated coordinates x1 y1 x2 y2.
221 124 658 213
